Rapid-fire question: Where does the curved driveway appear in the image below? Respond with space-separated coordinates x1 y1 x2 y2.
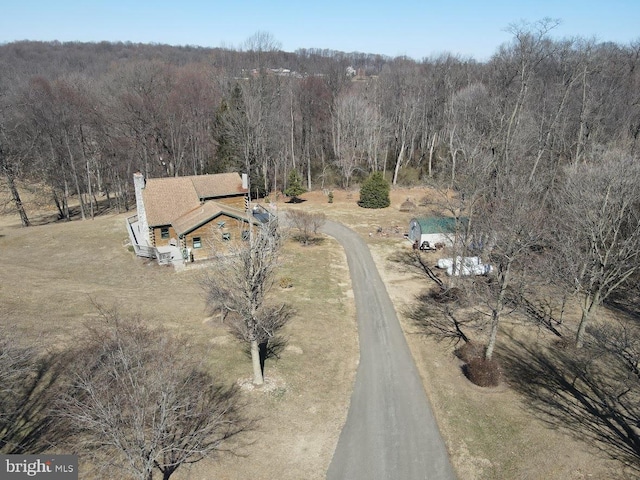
322 220 456 480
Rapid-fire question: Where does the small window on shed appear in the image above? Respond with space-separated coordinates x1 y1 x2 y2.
192 237 202 249
160 227 170 239
222 232 231 241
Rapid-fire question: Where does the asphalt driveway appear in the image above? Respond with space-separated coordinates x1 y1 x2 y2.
322 220 456 480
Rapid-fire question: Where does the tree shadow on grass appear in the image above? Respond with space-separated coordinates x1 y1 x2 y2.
291 234 326 247
27 197 125 226
242 335 288 376
500 335 640 473
387 249 445 289
0 347 70 454
607 288 640 323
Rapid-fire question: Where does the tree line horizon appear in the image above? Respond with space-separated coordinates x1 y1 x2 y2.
1 21 638 220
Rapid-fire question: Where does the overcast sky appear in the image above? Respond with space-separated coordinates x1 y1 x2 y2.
2 0 639 61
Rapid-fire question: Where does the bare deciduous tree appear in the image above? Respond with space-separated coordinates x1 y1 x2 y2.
332 91 382 187
242 31 282 72
58 311 248 480
495 18 561 172
286 209 326 245
0 127 32 227
472 177 548 359
554 154 640 348
204 220 292 385
0 72 33 226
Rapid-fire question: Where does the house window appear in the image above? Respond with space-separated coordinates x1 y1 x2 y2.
161 227 170 239
192 237 202 249
222 232 231 241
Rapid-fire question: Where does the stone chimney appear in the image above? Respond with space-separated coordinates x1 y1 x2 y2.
133 172 149 244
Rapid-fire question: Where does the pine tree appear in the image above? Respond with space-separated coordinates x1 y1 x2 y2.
212 84 246 174
284 169 306 202
358 171 390 208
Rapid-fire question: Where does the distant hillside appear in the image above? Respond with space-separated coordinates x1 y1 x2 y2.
0 40 399 79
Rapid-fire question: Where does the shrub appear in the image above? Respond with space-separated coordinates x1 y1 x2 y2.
327 191 334 203
463 356 502 387
358 171 390 209
287 210 326 246
279 277 293 289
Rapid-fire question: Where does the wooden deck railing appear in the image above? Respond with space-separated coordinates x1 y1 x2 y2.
126 216 183 266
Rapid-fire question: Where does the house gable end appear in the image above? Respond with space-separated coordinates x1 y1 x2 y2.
173 202 256 237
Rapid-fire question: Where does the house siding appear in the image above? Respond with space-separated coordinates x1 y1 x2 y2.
183 214 251 261
152 225 178 247
215 196 246 209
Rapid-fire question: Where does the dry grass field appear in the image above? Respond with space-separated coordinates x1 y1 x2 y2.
0 194 357 480
0 185 633 479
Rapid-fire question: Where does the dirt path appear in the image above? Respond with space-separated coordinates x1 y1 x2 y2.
322 220 456 480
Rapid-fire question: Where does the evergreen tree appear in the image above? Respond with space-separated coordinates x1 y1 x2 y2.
249 170 268 199
358 171 390 208
284 169 306 202
212 84 246 174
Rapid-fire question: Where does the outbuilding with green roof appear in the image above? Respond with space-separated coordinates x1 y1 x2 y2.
408 217 466 249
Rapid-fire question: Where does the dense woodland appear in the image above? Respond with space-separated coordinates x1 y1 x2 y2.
0 23 638 220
